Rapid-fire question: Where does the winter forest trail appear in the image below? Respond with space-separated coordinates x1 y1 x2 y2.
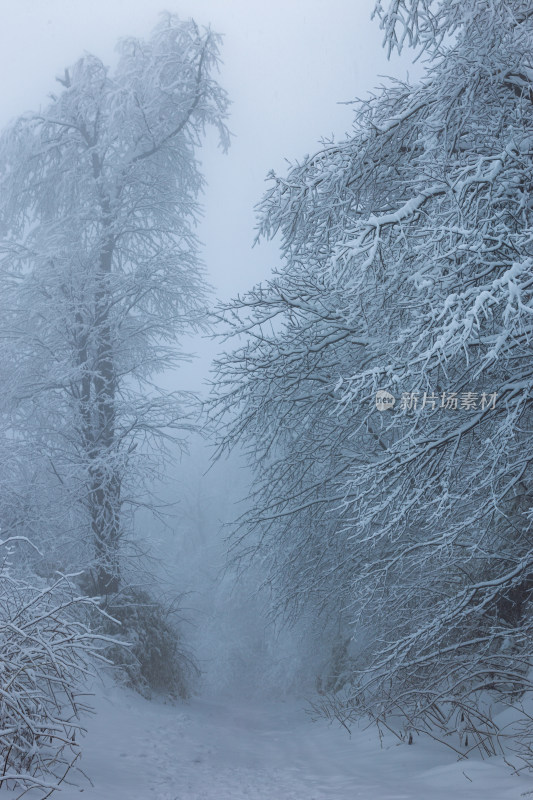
58 686 533 800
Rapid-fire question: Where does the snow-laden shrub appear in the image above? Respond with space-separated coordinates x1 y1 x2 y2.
0 541 106 798
98 586 199 699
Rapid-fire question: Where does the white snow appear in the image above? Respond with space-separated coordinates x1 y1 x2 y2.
55 683 533 799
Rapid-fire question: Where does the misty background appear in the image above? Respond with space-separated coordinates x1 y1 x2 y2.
0 1 418 696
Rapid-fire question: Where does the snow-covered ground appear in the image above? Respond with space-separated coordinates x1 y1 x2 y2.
57 684 533 799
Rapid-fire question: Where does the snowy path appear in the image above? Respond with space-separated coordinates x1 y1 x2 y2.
58 686 533 799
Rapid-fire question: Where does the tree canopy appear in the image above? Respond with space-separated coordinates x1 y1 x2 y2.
212 0 533 756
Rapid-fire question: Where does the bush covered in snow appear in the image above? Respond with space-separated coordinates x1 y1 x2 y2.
0 541 106 798
98 586 199 700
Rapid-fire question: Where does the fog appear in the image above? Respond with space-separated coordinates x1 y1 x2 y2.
2 2 532 797
0 0 422 698
0 0 419 389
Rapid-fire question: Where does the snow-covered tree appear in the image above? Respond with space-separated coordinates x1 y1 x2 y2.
212 0 533 756
0 14 229 595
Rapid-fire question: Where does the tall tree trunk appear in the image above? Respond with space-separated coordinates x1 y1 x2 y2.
79 234 121 596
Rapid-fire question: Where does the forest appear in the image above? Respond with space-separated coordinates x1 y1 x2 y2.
0 1 532 798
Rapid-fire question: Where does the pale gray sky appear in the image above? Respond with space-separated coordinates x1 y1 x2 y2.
0 0 420 388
